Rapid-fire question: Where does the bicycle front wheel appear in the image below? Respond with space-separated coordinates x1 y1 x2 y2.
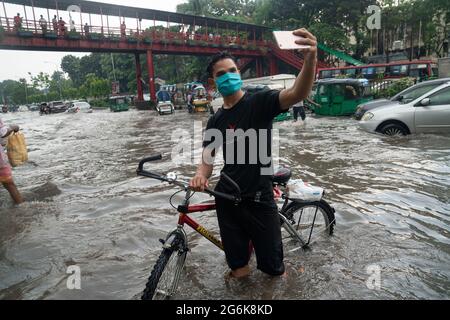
141 241 187 300
281 199 335 246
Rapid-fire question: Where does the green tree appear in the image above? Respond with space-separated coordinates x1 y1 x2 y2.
81 73 110 98
61 55 82 87
29 71 51 92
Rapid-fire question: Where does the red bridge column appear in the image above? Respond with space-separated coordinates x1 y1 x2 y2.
269 56 279 75
146 50 156 102
256 58 264 78
135 53 144 101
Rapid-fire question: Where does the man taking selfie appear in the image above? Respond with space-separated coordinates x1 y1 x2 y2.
190 29 317 278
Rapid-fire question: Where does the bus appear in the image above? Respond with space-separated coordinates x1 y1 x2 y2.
317 60 438 82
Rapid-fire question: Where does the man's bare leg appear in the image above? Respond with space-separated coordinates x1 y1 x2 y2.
2 181 24 204
231 265 250 278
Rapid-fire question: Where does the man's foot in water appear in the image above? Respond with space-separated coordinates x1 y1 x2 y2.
225 265 250 280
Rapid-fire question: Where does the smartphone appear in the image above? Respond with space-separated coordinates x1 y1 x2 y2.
273 31 310 50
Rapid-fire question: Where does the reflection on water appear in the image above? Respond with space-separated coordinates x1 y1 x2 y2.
0 110 449 299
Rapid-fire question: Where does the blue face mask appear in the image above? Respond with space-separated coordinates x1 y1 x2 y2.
215 73 243 97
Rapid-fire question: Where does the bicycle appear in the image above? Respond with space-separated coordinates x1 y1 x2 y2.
137 155 336 300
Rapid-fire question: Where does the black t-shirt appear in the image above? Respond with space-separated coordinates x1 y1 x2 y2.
203 90 283 196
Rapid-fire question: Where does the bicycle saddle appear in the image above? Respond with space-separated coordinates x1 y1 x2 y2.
272 167 292 184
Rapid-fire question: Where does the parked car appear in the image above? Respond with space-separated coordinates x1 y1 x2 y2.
359 82 450 136
28 104 40 111
354 78 450 120
67 101 93 113
18 105 29 112
48 101 68 113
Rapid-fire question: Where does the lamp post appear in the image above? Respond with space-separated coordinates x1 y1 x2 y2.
19 78 28 104
24 81 28 104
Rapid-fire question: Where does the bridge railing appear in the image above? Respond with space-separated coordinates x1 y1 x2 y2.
0 15 271 50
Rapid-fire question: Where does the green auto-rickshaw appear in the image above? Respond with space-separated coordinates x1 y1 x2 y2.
306 79 373 116
109 95 131 112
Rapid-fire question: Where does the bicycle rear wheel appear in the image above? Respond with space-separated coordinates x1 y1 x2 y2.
281 199 335 247
141 238 187 300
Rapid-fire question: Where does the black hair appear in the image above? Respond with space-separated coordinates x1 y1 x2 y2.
206 51 237 78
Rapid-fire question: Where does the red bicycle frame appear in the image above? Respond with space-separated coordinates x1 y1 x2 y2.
176 187 283 252
177 202 224 250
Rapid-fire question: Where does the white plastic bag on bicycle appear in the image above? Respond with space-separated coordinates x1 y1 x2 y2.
287 179 324 201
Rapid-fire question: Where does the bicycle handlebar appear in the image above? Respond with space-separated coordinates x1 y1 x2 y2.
136 154 241 204
138 154 163 172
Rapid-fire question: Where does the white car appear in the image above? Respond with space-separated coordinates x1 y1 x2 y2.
359 81 450 136
67 101 93 113
156 101 174 115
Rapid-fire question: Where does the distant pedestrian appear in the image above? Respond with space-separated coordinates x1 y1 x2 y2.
0 118 23 205
83 23 90 36
52 15 58 33
39 15 47 34
187 92 193 113
13 13 22 31
120 21 126 38
69 19 76 32
58 17 66 36
292 100 306 122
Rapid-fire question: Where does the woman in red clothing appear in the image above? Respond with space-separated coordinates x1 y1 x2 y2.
0 118 23 204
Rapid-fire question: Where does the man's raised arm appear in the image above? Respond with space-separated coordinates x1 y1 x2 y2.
279 28 318 110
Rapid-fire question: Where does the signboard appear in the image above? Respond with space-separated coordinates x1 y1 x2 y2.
112 81 120 94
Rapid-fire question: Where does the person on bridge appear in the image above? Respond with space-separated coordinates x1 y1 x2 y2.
52 15 58 33
120 21 126 38
83 23 90 37
0 118 23 205
39 15 47 34
13 13 22 31
58 17 66 36
190 28 318 279
69 19 76 32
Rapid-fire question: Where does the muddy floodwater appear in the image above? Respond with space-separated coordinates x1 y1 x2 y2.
0 109 449 300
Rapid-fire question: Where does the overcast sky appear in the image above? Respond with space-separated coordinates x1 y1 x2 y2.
0 0 186 81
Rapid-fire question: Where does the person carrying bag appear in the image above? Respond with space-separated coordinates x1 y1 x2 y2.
6 131 28 167
0 118 23 204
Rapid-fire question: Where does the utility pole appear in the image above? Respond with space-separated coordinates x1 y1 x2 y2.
20 79 28 104
58 73 62 100
410 25 414 61
418 20 422 59
25 82 28 104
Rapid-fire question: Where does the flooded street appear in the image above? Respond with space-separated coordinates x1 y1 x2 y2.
0 109 449 300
